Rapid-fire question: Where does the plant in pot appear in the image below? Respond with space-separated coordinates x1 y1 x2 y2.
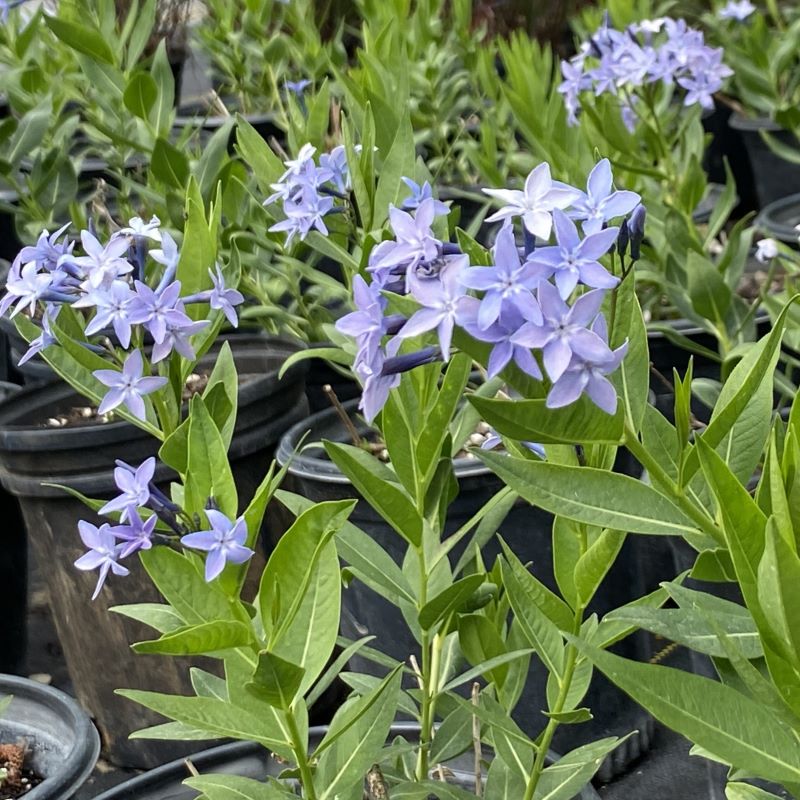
275 156 684 782
551 13 796 423
65 162 683 798
701 0 800 209
0 185 308 767
338 0 525 230
0 675 100 799
183 0 342 144
522 298 800 799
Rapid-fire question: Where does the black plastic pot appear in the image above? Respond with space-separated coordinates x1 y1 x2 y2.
729 114 800 209
173 104 283 150
0 382 24 674
702 102 757 216
0 337 307 769
303 346 361 414
0 674 100 800
90 723 601 800
647 308 773 425
0 188 23 265
756 192 800 246
277 404 666 782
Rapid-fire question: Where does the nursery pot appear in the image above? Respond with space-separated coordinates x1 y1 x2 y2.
756 192 800 246
90 723 601 800
173 103 283 150
0 337 308 769
729 114 800 209
0 382 24 675
701 102 757 216
0 674 100 800
277 403 665 783
303 344 361 414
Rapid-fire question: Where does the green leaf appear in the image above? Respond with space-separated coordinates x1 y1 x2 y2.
468 395 624 445
150 41 174 134
478 452 699 536
118 690 293 758
532 737 623 799
151 137 190 190
184 775 294 800
687 252 732 324
246 651 305 710
726 782 786 800
682 299 796 484
184 394 237 518
574 529 626 607
314 668 401 800
8 102 51 166
429 705 474 764
542 708 593 724
758 518 800 668
132 619 252 655
604 605 761 658
194 119 235 202
259 500 352 694
177 178 220 301
109 603 184 634
235 115 284 191
442 649 536 694
324 441 424 547
391 782 476 800
696 438 770 640
276 490 415 606
418 574 485 631
123 72 158 121
139 547 246 627
373 110 415 227
500 549 564 678
609 272 649 431
570 637 800 786
44 16 115 64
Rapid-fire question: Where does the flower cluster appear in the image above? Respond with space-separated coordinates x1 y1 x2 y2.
0 217 244 420
559 16 732 127
717 1 755 21
336 159 644 422
74 456 254 598
265 143 352 246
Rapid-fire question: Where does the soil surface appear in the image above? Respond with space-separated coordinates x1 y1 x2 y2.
0 743 43 799
42 373 260 429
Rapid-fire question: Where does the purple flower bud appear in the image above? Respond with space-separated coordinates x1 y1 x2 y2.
629 205 646 261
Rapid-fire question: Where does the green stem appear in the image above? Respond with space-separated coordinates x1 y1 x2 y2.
623 421 722 543
522 606 584 800
285 708 318 800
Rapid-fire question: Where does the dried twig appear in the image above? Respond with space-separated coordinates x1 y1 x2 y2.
325 384 363 447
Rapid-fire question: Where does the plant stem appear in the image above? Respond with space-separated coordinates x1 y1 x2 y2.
285 708 318 800
623 421 722 544
522 606 584 800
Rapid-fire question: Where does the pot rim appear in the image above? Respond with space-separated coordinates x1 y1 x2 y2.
0 673 100 800
0 336 305 446
277 400 493 484
756 192 800 243
89 722 600 800
728 112 784 133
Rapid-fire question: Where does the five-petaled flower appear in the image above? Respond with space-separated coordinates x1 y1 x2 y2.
180 510 255 582
94 350 168 421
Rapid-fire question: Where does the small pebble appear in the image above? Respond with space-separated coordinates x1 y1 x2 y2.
468 432 485 446
476 421 491 434
28 673 51 685
464 452 477 460
379 449 389 461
